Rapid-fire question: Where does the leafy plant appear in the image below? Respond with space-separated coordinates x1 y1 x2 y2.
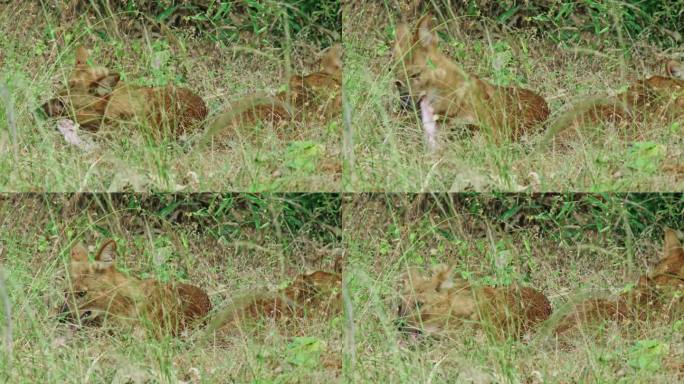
627 339 668 372
47 0 341 46
423 0 683 47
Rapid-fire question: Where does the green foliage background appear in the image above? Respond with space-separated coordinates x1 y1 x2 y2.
417 0 683 47
45 0 341 46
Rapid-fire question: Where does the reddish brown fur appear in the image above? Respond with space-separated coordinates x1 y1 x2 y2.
286 44 342 120
283 270 343 318
208 44 342 140
555 228 684 335
393 15 549 142
548 60 684 143
42 46 207 138
396 265 552 339
60 239 211 338
211 270 341 334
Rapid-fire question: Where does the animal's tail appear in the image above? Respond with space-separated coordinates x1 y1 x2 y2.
199 93 294 146
197 291 299 344
539 96 627 147
533 291 597 342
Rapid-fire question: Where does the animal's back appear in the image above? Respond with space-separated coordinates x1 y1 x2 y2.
501 86 550 137
479 285 552 336
175 282 212 324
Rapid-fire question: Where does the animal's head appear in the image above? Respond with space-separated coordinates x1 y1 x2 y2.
396 265 475 337
627 228 684 314
60 239 126 324
284 271 342 316
393 15 460 113
320 44 343 82
648 228 684 287
42 46 121 129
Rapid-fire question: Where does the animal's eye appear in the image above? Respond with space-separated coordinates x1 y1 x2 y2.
75 291 87 298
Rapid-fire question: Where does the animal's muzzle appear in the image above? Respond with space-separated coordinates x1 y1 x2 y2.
58 293 95 325
41 98 66 119
395 80 417 111
58 305 94 325
57 301 76 323
395 301 423 335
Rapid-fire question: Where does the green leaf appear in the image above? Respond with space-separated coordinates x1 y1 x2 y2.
498 6 520 23
625 141 665 173
627 339 668 372
285 337 325 368
284 141 323 173
157 6 179 22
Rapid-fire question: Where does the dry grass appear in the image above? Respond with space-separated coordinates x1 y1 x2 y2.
343 3 684 191
0 195 342 382
0 3 341 192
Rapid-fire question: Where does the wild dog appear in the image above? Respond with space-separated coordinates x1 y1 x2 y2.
287 44 343 121
393 15 549 148
207 270 342 336
396 265 552 340
554 229 684 335
42 46 208 139
545 60 684 144
206 44 342 141
60 239 212 338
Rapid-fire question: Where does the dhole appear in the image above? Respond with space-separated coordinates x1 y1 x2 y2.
396 264 552 339
393 15 549 146
60 239 211 338
206 44 342 140
546 60 684 143
554 229 684 335
42 46 208 138
208 270 341 335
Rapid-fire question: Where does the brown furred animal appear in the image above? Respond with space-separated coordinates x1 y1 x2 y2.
554 228 684 335
60 239 211 338
208 270 342 335
206 44 342 140
396 265 552 339
393 15 549 143
42 46 207 139
545 60 684 144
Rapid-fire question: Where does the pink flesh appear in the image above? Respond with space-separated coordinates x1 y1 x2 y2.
57 119 95 151
420 97 438 151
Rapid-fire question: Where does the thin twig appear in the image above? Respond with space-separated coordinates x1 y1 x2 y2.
342 271 355 377
0 83 18 164
0 253 13 366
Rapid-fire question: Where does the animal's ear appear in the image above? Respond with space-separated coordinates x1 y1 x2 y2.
433 264 455 291
667 60 684 80
91 73 120 96
71 243 89 262
416 15 437 48
75 46 89 66
393 22 411 58
664 228 682 259
95 239 117 264
324 44 342 63
321 44 342 76
332 251 344 274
